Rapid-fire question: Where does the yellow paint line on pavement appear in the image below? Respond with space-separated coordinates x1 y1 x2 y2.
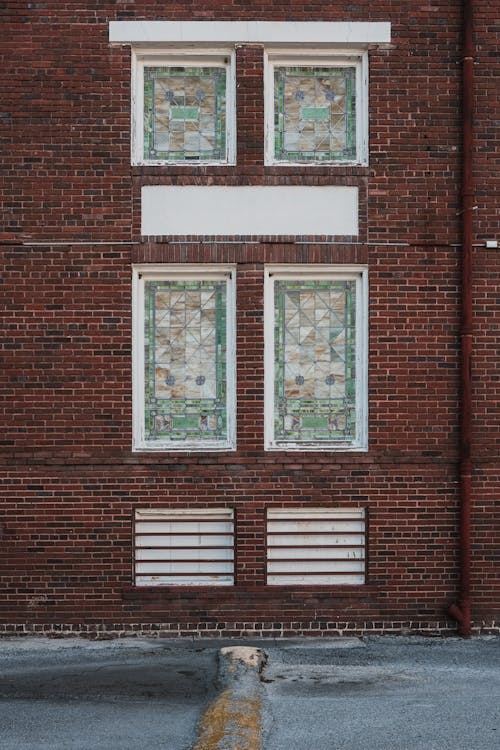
193 688 262 750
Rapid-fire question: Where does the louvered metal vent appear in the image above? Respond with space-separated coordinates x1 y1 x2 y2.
267 508 365 585
134 508 234 586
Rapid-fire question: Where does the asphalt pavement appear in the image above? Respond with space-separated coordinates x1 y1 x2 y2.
261 636 500 750
0 635 498 749
0 638 217 750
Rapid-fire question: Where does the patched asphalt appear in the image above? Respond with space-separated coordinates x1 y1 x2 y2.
0 636 498 749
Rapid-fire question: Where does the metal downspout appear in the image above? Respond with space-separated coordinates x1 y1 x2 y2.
448 0 474 637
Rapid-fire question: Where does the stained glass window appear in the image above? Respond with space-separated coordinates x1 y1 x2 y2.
143 278 229 446
273 66 357 162
143 66 227 162
273 278 358 445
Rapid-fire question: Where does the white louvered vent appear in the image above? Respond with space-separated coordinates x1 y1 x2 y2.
134 508 234 586
267 508 365 585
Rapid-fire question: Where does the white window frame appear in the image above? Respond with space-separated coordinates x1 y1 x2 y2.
134 508 235 587
131 47 236 166
264 49 368 166
132 264 237 452
264 265 368 451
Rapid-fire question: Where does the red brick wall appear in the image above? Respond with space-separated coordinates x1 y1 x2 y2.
0 0 498 636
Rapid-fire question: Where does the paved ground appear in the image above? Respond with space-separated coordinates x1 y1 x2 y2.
0 638 217 750
261 636 500 750
0 636 498 749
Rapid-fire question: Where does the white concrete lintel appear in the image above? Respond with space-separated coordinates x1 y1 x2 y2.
141 185 358 237
109 21 391 46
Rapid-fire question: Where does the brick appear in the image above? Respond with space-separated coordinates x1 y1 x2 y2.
0 1 498 637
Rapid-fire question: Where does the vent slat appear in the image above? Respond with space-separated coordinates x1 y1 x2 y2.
267 574 365 585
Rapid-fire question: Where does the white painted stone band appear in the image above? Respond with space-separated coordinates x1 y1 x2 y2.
141 185 359 237
109 21 391 45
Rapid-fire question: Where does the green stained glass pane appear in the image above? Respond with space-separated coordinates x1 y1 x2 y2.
170 106 200 121
301 107 330 121
274 279 357 444
274 66 356 162
143 66 227 161
144 279 227 444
